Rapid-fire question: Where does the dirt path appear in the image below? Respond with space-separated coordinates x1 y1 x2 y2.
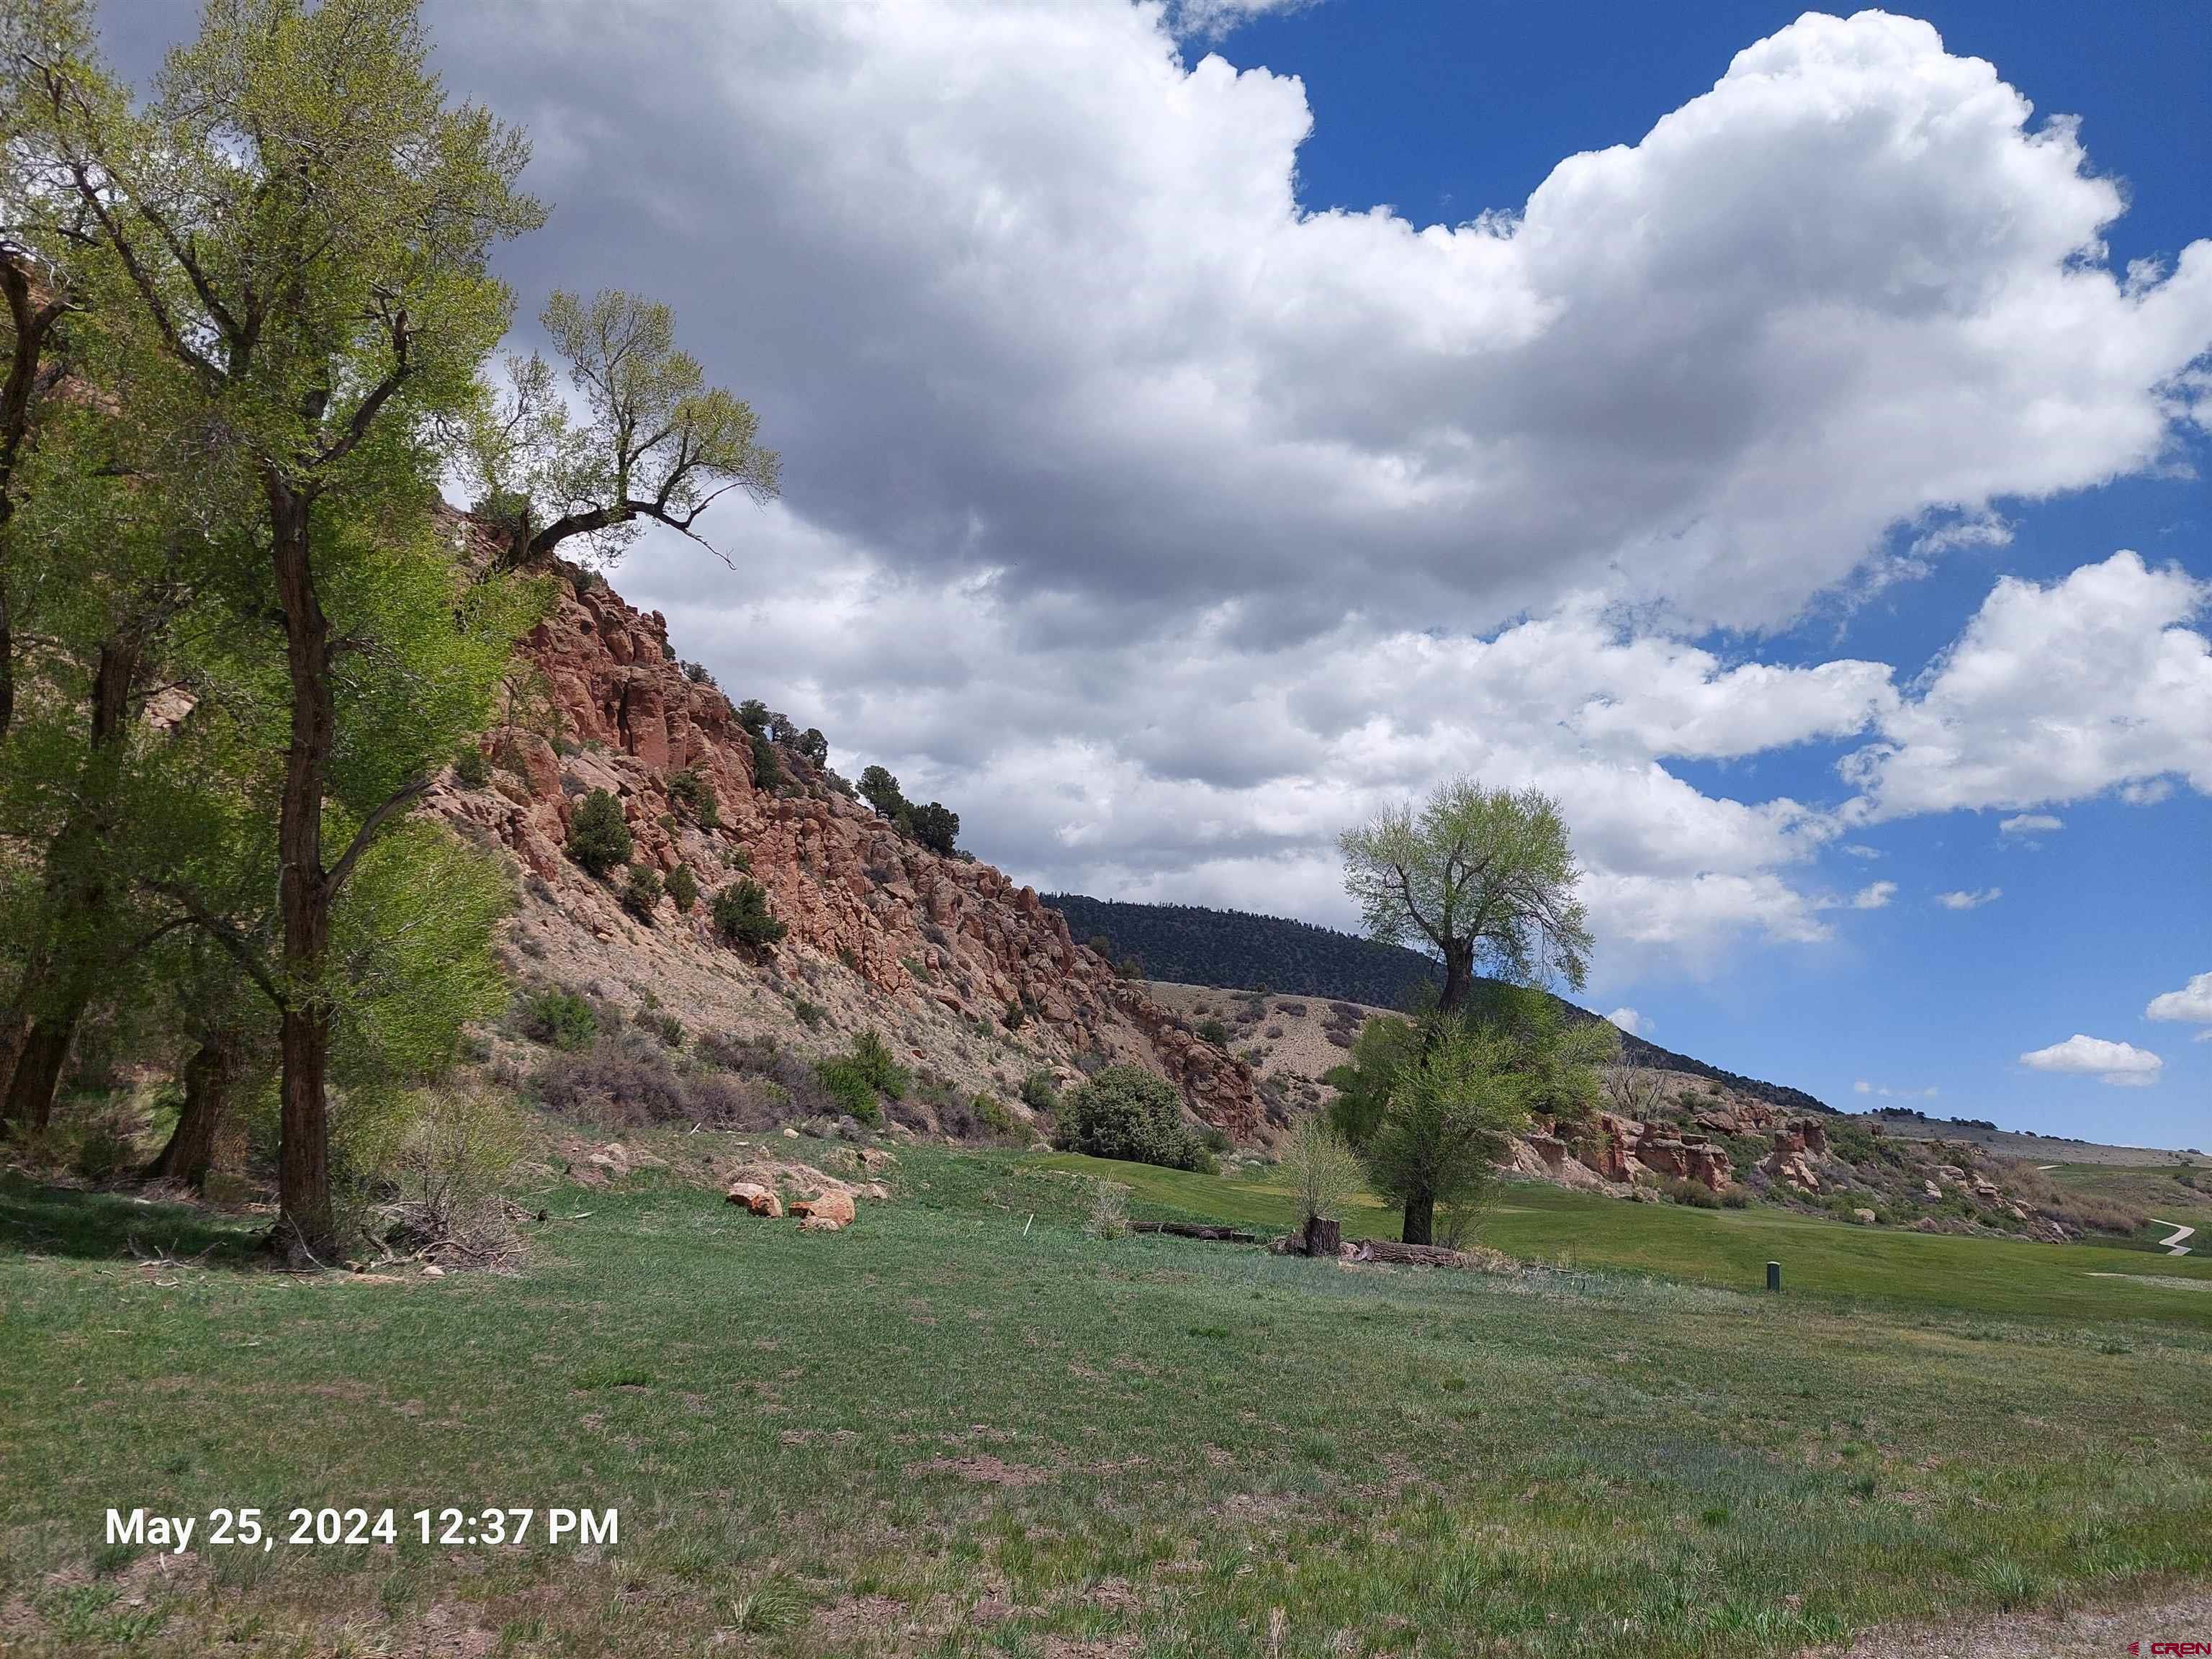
1830 1584 2212 1657
2151 1218 2196 1255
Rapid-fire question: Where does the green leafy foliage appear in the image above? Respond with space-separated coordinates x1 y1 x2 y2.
1020 1071 1061 1114
1359 1017 1531 1245
1341 777 1593 999
1053 1066 1215 1172
451 745 493 788
566 788 634 878
815 1031 907 1125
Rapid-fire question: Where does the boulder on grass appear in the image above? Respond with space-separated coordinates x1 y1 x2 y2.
726 1182 783 1218
790 1189 857 1231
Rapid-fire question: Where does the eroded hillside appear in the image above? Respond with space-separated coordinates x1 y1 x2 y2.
431 550 1256 1139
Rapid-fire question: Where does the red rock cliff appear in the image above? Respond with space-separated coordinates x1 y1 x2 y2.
434 555 1259 1140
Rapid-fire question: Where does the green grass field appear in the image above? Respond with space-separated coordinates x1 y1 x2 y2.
1035 1151 2212 1328
4 1147 2210 1657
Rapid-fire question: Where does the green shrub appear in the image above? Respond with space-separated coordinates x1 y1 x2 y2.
976 1094 1016 1137
1001 999 1026 1031
724 844 752 872
451 745 492 789
1280 1117 1361 1226
814 1030 908 1125
793 999 826 1030
750 732 783 788
816 1061 881 1124
711 880 787 949
665 865 698 914
1020 1071 1060 1114
737 698 770 737
1053 1065 1214 1172
621 864 664 921
565 788 633 878
1196 1017 1228 1046
521 989 598 1052
667 768 720 829
848 1030 909 1098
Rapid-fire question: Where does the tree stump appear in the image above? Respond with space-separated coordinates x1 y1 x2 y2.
1303 1215 1341 1258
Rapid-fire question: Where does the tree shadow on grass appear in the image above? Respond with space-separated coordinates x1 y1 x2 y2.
0 1170 265 1267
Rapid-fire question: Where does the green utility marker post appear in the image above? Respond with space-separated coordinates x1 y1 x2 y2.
1766 1261 1781 1293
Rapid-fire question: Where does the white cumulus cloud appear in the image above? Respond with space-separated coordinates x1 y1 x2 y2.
1845 554 2212 819
1998 813 2063 836
1606 1007 1651 1037
1849 881 1897 909
2019 1034 2163 1087
2146 972 2212 1026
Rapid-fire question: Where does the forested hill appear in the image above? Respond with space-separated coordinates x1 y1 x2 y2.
1043 894 1833 1117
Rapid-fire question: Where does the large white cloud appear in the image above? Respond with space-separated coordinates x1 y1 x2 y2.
2019 1035 2164 1087
376 1 2212 641
1845 553 2212 817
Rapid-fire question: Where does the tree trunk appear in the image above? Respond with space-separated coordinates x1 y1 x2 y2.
0 632 144 1133
1 1012 77 1133
1439 943 1473 1015
1402 1189 1436 1246
270 479 340 1264
147 1033 237 1187
1302 1215 1341 1257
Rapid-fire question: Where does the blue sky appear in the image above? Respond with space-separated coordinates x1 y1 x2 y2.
95 2 2212 1146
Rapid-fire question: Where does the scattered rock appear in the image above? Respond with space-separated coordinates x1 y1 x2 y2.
1852 1208 1877 1226
791 1189 857 1231
421 1264 446 1277
726 1182 783 1218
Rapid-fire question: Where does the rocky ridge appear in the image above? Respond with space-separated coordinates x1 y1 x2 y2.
431 547 1257 1138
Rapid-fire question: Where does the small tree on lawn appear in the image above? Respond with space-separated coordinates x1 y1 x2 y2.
1280 1117 1362 1255
1363 1017 1529 1246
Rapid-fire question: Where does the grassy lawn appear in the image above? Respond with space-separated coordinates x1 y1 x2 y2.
1036 1151 2212 1328
2 1150 2209 1657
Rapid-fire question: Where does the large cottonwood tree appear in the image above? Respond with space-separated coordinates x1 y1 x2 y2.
22 0 544 1257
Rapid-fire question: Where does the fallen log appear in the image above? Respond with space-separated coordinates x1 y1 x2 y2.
1132 1221 1259 1243
1344 1238 1467 1268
